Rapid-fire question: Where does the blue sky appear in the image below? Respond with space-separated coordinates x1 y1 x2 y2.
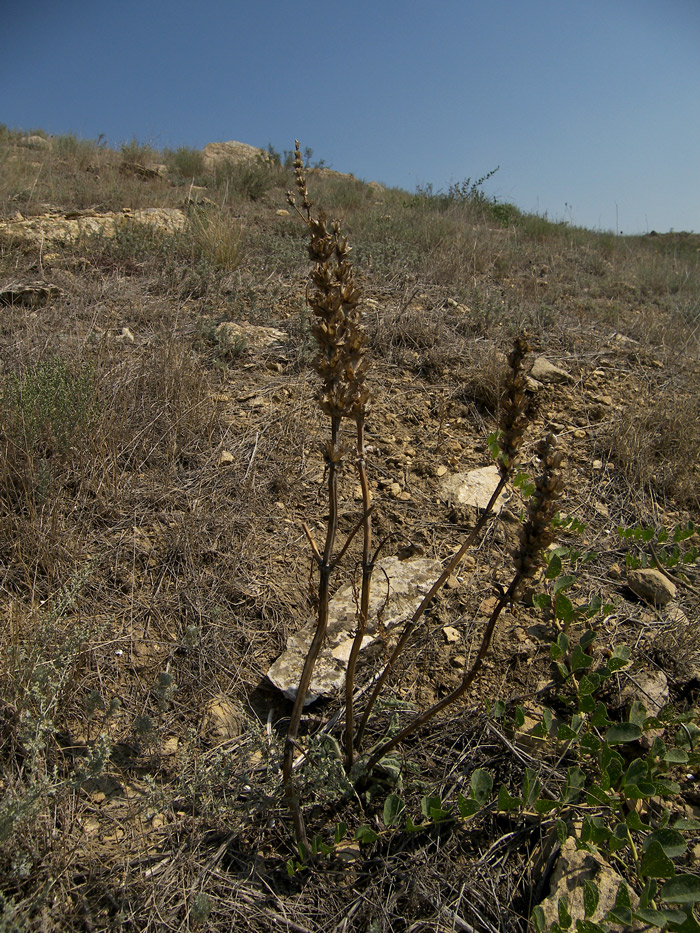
4 0 699 233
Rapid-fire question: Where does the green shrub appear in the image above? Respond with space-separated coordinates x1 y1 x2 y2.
2 356 96 457
213 154 289 200
120 136 158 164
165 145 204 180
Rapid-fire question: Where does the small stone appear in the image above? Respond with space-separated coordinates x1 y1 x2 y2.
442 626 460 643
389 482 402 498
479 596 498 615
397 490 412 501
435 464 448 477
666 601 688 626
622 670 669 716
119 326 135 343
162 736 179 756
573 429 587 439
530 357 574 384
203 697 244 740
627 568 676 607
276 209 290 217
608 563 622 580
219 450 235 465
592 459 604 470
451 655 467 669
440 465 509 512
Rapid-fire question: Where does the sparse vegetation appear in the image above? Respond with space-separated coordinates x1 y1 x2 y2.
0 127 698 931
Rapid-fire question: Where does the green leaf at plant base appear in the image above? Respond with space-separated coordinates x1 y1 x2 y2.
660 875 700 904
383 793 404 827
546 553 563 580
581 815 612 846
663 748 689 765
640 838 677 879
654 777 682 797
634 907 688 928
522 768 541 807
354 825 378 844
420 795 442 820
558 896 572 930
583 879 600 918
491 699 506 718
606 722 642 744
562 766 587 804
625 809 650 832
570 644 593 670
457 792 479 819
608 645 631 671
628 700 648 726
421 794 452 823
590 702 611 728
334 821 348 844
623 758 656 798
470 768 493 806
555 819 569 846
532 905 546 933
555 594 575 625
673 818 700 831
553 574 577 595
497 784 522 812
643 829 687 859
579 732 602 755
577 672 601 696
534 592 552 612
585 784 615 808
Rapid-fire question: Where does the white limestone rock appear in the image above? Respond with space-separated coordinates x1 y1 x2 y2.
267 555 442 703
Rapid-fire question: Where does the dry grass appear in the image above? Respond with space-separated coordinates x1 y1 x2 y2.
1 129 699 931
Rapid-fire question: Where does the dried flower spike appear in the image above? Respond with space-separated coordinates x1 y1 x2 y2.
516 433 564 580
497 335 531 477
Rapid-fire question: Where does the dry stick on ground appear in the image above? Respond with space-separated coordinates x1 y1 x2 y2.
355 336 532 754
362 433 564 777
282 141 370 848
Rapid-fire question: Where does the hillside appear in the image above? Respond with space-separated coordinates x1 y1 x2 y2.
1 128 699 932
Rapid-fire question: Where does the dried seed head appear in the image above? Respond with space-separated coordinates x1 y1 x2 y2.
515 433 564 581
290 140 370 422
497 335 531 478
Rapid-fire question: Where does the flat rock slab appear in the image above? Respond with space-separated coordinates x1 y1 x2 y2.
440 465 508 512
0 208 186 247
267 555 442 704
201 140 267 172
216 321 286 352
540 837 642 929
530 357 574 384
0 282 60 307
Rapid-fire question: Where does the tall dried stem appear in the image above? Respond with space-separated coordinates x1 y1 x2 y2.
283 142 370 846
355 336 531 752
362 433 563 776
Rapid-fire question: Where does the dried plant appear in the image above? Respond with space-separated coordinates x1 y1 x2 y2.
285 142 562 850
360 435 564 775
283 142 372 847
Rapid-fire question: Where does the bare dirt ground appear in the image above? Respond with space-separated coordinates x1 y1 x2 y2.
0 134 699 930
